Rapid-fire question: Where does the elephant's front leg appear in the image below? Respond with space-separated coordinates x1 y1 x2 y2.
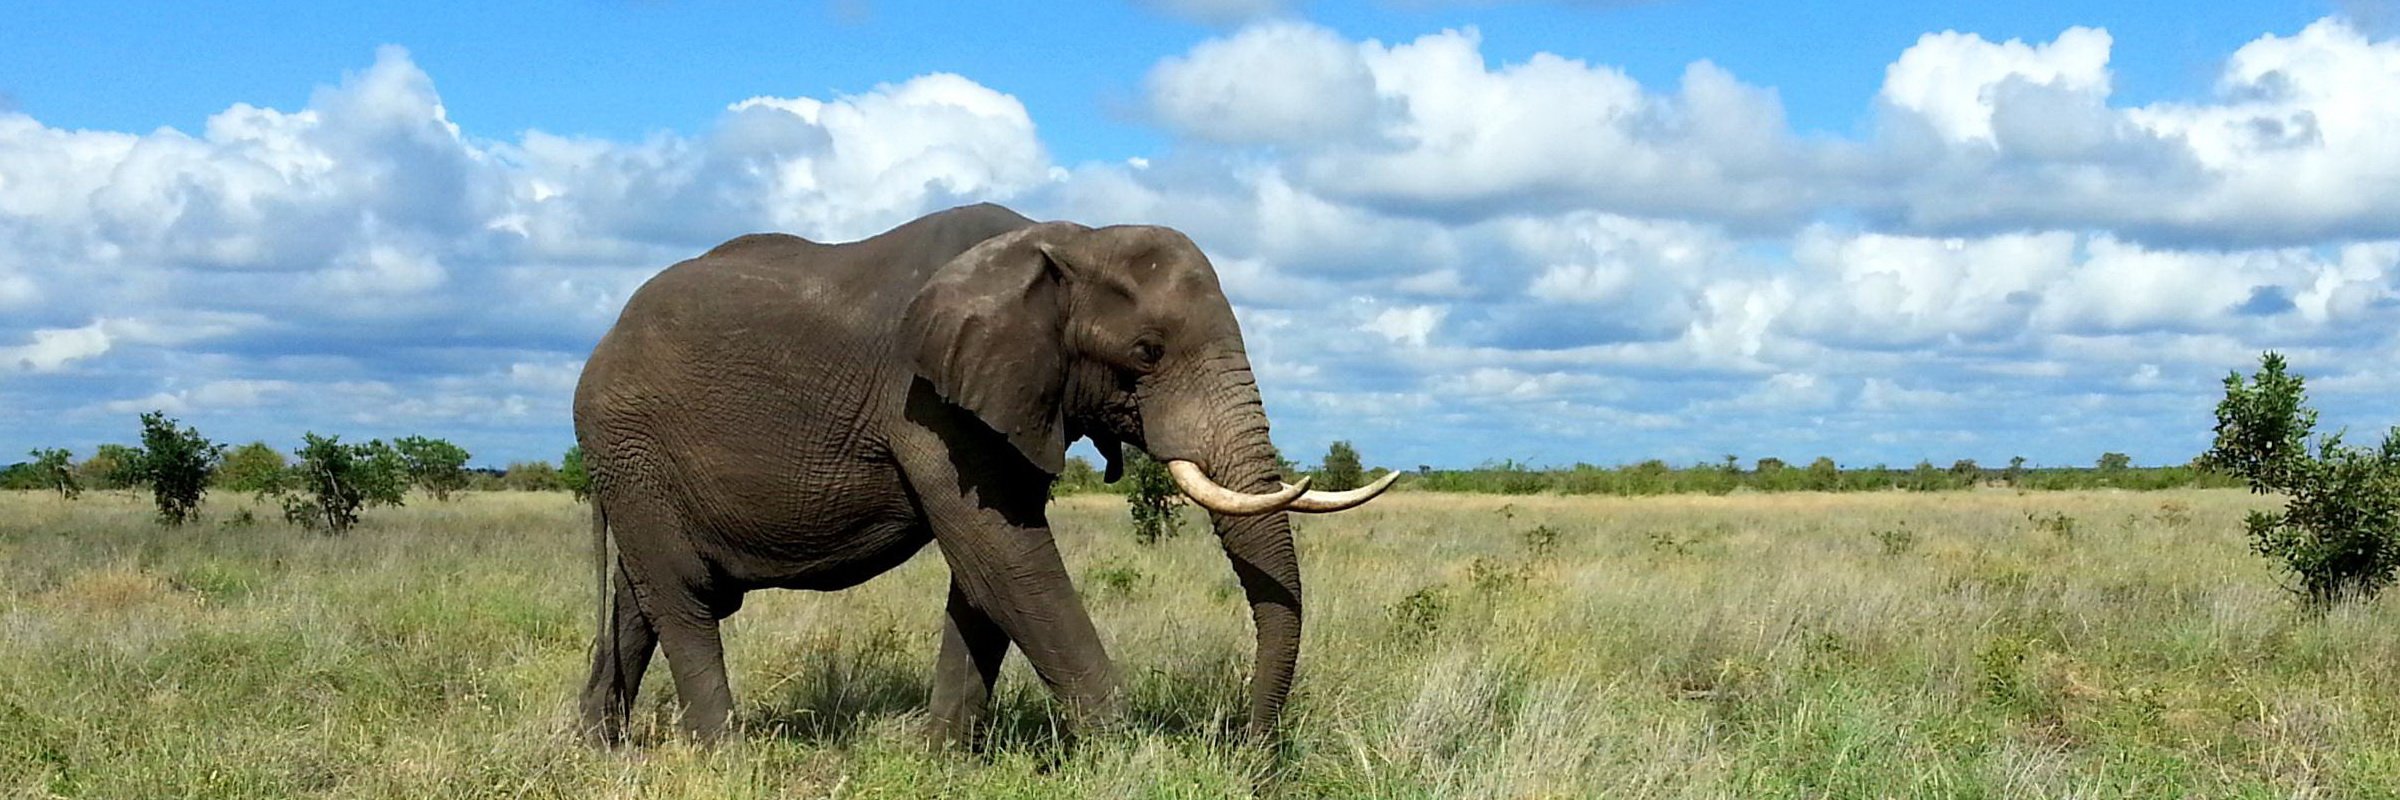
927 579 1009 748
928 517 1122 733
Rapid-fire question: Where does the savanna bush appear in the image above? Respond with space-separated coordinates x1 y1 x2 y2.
218 441 290 495
1123 446 1183 545
2203 352 2400 606
561 445 591 501
28 447 79 499
129 411 224 526
1317 440 1364 492
279 433 408 534
393 436 471 501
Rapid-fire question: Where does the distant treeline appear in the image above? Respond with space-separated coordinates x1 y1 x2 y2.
0 447 583 494
9 431 2239 500
1052 452 2244 496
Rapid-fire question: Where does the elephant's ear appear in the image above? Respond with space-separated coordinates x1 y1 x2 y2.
902 227 1074 475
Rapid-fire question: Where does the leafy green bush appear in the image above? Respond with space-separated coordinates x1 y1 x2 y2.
1123 446 1183 545
78 443 143 490
1317 440 1364 492
28 448 79 499
393 436 471 501
502 461 564 492
217 441 289 495
1048 455 1104 498
128 412 224 526
280 433 407 534
2202 352 2400 606
1387 585 1448 636
560 445 591 501
1872 526 1917 556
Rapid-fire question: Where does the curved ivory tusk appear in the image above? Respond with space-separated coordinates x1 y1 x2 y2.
1281 469 1402 513
1167 460 1309 516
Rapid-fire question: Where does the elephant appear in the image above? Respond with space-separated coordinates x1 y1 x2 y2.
571 202 1399 746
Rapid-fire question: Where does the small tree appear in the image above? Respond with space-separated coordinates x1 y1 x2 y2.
561 445 591 501
1049 455 1102 498
80 443 143 490
2003 456 2028 487
2097 452 2133 472
218 441 290 495
281 433 408 533
2203 352 2400 606
1319 440 1365 492
393 436 472 501
29 448 79 499
504 461 565 492
1124 445 1183 545
127 412 223 525
1805 456 1840 491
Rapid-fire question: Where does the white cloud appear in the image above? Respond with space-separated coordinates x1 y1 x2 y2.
1880 27 2113 145
1362 304 1446 347
1146 22 1381 145
1783 229 2076 347
0 321 115 374
12 22 2400 469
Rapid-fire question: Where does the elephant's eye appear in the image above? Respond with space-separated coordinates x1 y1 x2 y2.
1132 338 1165 366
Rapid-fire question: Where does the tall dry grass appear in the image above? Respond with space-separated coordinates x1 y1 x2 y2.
4 488 2396 797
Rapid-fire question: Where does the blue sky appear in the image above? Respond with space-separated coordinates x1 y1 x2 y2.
3 0 2397 471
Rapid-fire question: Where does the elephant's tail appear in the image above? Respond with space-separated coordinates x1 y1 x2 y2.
590 498 614 667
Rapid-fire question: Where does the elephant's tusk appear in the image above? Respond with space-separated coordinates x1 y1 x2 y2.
1167 460 1309 515
1281 470 1402 513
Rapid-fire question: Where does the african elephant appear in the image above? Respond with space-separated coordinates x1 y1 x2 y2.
571 203 1398 746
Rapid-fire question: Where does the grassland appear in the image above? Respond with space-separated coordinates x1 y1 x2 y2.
5 488 2399 798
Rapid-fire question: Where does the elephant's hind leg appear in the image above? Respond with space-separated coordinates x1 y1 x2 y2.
927 578 1010 748
579 562 657 746
653 605 734 742
600 491 740 744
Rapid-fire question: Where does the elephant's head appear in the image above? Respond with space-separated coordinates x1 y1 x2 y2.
902 219 1397 733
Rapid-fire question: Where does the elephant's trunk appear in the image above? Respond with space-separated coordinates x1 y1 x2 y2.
1196 362 1305 736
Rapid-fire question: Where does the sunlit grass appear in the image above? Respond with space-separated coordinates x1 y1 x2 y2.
5 488 2397 797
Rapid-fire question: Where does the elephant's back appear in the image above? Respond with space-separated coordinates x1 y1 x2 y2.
571 204 1036 577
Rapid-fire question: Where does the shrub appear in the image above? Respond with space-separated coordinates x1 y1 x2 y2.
128 411 224 526
1317 440 1364 492
1123 446 1183 545
1082 563 1147 599
0 461 43 490
1521 524 1562 558
1872 526 1916 556
560 445 591 501
281 433 408 534
1048 455 1103 498
28 448 79 499
1388 585 1448 636
79 444 143 490
2203 352 2400 606
217 441 290 495
393 436 471 501
502 461 565 492
2028 511 2079 541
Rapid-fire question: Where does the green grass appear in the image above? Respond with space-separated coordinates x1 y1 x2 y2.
5 488 2399 797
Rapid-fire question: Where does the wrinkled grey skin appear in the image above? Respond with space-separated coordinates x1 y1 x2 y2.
573 203 1306 747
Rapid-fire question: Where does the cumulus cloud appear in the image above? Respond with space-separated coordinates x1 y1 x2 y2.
11 19 2400 469
0 46 1058 460
0 321 116 374
1146 22 1382 145
1879 27 2114 145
